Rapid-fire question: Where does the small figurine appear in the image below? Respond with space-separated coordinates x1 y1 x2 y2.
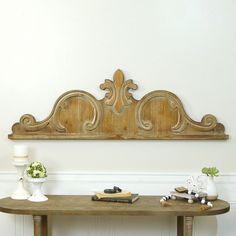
170 190 207 204
160 175 214 210
160 187 213 209
104 186 122 194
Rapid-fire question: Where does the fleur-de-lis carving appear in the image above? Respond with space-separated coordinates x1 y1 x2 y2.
100 69 138 114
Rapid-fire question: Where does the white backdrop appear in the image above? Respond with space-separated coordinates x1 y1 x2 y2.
0 0 235 235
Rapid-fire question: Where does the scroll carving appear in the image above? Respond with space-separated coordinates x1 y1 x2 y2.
136 91 219 135
9 69 228 140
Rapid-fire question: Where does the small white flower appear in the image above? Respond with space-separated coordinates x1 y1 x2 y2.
32 162 38 167
39 172 45 178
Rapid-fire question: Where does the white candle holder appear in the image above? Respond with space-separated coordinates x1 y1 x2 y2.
11 161 30 200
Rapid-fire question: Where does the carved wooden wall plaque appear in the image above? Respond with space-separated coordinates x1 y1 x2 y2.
9 70 228 140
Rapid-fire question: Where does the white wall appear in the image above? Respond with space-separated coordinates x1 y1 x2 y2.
0 0 235 235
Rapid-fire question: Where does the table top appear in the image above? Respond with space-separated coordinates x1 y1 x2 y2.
0 195 230 217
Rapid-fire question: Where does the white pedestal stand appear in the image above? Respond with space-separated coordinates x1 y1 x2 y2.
11 161 30 200
28 177 48 202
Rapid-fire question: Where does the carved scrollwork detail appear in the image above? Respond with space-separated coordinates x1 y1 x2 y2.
171 112 218 134
122 79 138 105
52 91 102 131
136 91 182 131
18 91 102 133
100 69 138 114
9 69 228 140
198 114 217 130
136 91 218 134
19 110 66 133
20 114 50 131
100 79 116 106
51 106 67 132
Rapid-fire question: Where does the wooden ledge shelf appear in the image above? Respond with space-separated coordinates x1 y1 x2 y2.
9 70 228 140
0 195 230 236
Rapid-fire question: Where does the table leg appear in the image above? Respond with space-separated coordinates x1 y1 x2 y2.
177 216 184 236
33 215 48 236
42 215 48 236
177 216 194 236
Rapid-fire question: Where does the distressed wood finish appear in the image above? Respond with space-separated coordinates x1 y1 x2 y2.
33 215 48 236
33 216 42 236
0 195 230 216
41 215 48 236
0 196 230 236
9 70 228 140
177 216 194 236
177 216 184 236
184 216 194 236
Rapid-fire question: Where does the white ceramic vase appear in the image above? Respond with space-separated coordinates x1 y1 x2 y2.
27 177 48 202
206 176 218 201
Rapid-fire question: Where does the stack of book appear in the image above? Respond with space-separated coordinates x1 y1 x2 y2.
92 191 139 204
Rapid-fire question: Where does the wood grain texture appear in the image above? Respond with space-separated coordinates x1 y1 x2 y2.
41 215 48 236
33 216 42 236
177 216 184 236
184 216 194 236
0 195 230 216
9 70 228 140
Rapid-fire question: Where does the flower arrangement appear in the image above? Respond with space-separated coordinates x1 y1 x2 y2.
201 167 219 177
26 162 47 178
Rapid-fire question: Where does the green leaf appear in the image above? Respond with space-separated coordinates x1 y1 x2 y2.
201 167 219 177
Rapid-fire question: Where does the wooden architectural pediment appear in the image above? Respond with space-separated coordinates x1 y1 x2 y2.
9 70 228 140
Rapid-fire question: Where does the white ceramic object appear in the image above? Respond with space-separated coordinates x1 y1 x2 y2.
206 176 218 201
28 177 48 202
13 145 28 156
11 178 30 200
11 162 30 200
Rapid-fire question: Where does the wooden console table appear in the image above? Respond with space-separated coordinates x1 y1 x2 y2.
0 195 230 236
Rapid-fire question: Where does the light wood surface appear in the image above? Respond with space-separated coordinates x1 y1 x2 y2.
0 195 230 236
9 70 228 140
184 216 194 236
33 215 48 236
0 195 229 216
33 216 41 236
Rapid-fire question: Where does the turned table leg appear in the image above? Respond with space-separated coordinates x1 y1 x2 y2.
33 215 48 236
177 216 194 236
42 215 48 236
177 216 184 236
